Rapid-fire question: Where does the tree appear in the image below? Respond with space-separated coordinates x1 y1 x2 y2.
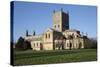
90 38 97 49
84 38 97 49
15 36 25 50
15 36 32 50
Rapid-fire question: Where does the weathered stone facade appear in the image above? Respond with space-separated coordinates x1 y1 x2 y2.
24 9 89 50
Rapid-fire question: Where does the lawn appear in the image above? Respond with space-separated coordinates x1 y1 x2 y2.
14 49 97 66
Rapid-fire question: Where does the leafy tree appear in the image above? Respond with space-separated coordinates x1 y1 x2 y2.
15 37 25 50
15 36 32 50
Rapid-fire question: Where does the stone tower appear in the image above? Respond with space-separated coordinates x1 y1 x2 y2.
53 9 69 32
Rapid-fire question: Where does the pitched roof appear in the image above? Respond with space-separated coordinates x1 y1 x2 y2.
64 29 80 32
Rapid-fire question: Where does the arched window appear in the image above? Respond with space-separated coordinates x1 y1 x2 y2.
34 43 35 47
55 25 56 28
77 35 79 37
48 33 50 39
45 34 47 39
58 25 60 28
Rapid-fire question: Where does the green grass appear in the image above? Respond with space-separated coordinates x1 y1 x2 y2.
14 49 97 66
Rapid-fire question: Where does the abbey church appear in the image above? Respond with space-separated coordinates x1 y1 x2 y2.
24 9 89 50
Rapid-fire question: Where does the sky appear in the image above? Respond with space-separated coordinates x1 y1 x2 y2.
12 1 97 42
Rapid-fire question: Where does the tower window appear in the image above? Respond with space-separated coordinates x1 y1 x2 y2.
54 25 56 28
48 34 50 39
58 25 60 28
